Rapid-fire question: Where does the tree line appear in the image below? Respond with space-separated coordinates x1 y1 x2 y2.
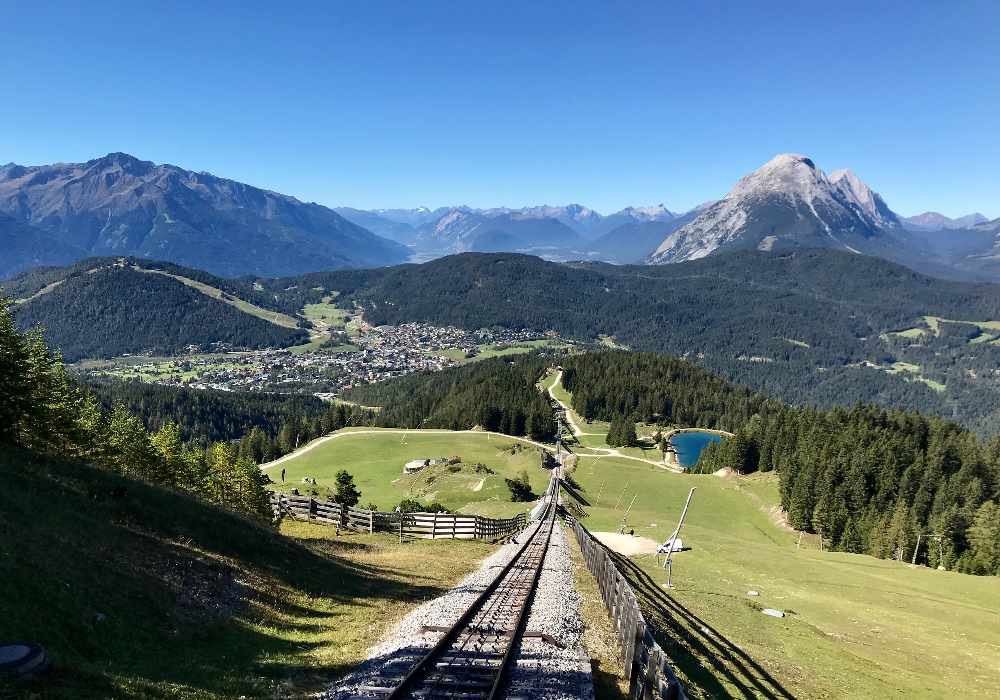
343 355 557 441
86 379 369 461
695 403 1000 574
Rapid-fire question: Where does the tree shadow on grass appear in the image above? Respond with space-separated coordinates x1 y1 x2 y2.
560 478 592 507
610 551 796 700
1 448 463 699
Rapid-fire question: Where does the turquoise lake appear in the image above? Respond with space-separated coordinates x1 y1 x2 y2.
671 430 724 469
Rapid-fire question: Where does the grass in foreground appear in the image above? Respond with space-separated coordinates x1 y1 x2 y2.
565 458 1000 699
0 447 493 699
267 429 551 517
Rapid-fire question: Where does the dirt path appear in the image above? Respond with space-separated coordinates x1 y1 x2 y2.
547 370 601 437
547 371 683 472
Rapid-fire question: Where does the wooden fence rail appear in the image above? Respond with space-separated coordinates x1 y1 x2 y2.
568 516 685 700
270 493 526 540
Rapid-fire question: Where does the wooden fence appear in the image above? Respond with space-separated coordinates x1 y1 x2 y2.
270 493 526 540
568 516 685 700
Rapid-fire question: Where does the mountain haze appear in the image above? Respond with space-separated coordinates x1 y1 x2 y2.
903 211 989 231
0 153 409 277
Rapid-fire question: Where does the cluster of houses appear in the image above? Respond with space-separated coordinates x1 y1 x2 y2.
83 322 551 396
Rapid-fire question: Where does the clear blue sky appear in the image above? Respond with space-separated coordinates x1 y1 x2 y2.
2 1 997 217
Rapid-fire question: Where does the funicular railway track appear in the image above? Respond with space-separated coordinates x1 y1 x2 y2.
360 473 561 700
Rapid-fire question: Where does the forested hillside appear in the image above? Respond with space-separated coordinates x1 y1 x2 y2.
343 356 557 441
11 249 1000 434
6 261 307 360
561 352 1000 575
328 250 1000 434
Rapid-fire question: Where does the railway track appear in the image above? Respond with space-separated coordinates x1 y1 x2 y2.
353 473 561 700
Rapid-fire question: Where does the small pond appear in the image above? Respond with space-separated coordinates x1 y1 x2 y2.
671 430 724 469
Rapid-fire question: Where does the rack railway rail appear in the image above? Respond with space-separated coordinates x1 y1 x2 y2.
350 472 561 700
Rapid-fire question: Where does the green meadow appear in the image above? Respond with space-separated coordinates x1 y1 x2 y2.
565 453 1000 698
265 429 552 517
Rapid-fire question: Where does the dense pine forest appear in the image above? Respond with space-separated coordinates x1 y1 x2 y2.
343 356 557 441
560 352 778 431
8 264 307 360
0 298 273 518
87 380 325 444
695 404 1000 574
562 352 1000 575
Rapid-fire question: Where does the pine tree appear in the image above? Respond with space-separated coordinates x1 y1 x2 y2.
105 403 158 482
0 298 32 446
606 415 637 447
967 501 1000 575
334 470 361 507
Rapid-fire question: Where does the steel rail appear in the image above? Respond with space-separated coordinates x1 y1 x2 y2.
385 474 560 700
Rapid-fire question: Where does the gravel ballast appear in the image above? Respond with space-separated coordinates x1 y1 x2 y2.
324 520 593 699
505 523 594 700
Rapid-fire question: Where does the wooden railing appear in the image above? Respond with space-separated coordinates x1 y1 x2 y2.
270 493 526 540
568 515 686 700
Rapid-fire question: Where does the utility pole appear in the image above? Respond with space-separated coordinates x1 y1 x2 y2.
618 493 637 534
663 487 696 588
911 533 922 566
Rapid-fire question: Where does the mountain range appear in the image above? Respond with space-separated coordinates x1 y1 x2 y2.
335 202 685 263
1 151 997 282
0 153 409 278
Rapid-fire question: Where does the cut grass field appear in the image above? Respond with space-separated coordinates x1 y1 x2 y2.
264 429 552 517
564 456 1000 699
1 447 493 699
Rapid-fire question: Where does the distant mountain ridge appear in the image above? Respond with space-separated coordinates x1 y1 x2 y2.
903 211 989 231
335 202 690 262
0 153 408 277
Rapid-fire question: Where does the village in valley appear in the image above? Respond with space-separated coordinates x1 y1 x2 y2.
77 318 566 395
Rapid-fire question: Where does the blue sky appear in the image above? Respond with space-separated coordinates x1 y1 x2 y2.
2 1 998 217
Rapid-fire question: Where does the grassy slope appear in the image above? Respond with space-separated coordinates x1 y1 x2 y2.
0 447 492 698
265 429 551 517
563 454 1000 698
550 377 1000 697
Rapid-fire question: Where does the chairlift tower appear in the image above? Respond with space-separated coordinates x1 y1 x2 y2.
661 487 696 588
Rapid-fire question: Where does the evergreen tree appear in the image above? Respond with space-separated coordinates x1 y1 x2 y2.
967 501 1000 575
606 415 637 447
334 470 361 507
